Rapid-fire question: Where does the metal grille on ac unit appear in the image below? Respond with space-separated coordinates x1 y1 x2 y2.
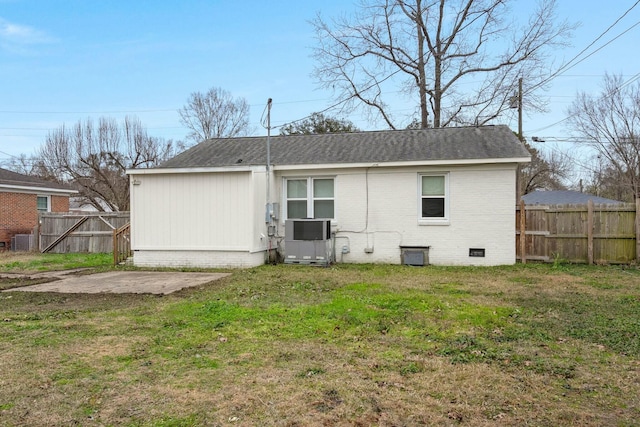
284 219 332 266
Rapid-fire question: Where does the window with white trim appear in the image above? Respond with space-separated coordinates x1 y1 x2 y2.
36 195 50 212
285 177 335 219
420 174 448 221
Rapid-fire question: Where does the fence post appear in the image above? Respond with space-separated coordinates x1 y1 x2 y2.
636 198 640 264
33 216 40 252
519 199 526 264
587 200 594 265
113 223 131 265
113 227 118 265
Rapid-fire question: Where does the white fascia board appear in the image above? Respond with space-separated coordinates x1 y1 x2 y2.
0 184 78 195
272 157 531 171
127 165 266 175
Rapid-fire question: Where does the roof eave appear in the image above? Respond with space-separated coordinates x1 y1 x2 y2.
127 165 265 175
0 184 78 195
273 157 531 171
127 157 531 174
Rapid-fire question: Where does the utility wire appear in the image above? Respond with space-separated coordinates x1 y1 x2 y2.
528 1 640 94
4 4 640 137
0 150 20 159
529 70 640 133
278 2 640 131
0 98 334 115
524 2 640 133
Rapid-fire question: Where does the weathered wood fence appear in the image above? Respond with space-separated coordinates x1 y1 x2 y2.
516 200 640 264
113 223 131 265
38 212 130 254
34 203 640 264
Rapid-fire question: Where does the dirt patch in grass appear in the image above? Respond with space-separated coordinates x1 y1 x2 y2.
0 276 56 291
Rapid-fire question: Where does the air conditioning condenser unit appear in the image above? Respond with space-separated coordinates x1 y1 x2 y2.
284 219 332 266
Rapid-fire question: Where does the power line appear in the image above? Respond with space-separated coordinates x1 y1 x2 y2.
529 70 640 133
4 4 640 138
529 1 640 94
274 4 640 131
0 75 624 119
0 108 177 114
0 96 341 116
0 150 21 159
523 3 640 134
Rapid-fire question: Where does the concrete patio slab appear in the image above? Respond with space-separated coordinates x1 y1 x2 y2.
3 271 231 295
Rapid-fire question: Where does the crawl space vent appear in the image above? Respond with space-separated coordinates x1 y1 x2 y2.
400 246 430 266
469 248 485 257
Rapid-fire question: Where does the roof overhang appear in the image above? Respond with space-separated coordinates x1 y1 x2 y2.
273 157 531 171
127 157 530 175
0 184 78 195
127 165 266 175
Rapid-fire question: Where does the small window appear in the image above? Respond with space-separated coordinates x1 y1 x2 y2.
37 196 50 212
420 174 448 221
285 177 334 219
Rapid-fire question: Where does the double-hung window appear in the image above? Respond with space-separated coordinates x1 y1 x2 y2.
36 195 50 212
420 174 448 222
285 177 335 219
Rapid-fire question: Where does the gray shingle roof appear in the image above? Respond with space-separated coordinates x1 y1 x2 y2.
522 190 624 205
0 167 76 192
158 125 530 169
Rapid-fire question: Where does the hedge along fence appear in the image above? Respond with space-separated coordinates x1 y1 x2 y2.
37 212 130 254
516 199 640 264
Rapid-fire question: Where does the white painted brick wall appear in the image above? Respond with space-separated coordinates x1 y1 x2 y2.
133 250 266 269
278 164 517 266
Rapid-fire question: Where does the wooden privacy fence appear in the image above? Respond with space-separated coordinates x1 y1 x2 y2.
38 212 130 254
516 199 640 264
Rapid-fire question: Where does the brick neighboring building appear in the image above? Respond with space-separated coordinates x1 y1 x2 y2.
0 168 77 250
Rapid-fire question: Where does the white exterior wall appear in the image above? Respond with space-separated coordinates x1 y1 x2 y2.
129 169 268 268
276 164 517 266
132 250 265 269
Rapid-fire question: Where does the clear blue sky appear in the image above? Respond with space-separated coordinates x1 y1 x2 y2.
1 0 639 180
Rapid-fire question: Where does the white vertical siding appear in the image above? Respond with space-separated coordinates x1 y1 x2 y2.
130 171 255 251
251 169 270 251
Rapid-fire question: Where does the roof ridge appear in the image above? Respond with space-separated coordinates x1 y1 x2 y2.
201 124 506 142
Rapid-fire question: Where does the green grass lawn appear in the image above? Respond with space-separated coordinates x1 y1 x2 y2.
0 259 638 426
0 252 113 273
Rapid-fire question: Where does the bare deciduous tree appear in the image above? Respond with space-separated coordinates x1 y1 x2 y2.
37 116 182 211
178 87 251 143
583 162 636 202
519 141 570 195
567 73 640 201
312 0 575 129
280 112 360 135
2 153 38 176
